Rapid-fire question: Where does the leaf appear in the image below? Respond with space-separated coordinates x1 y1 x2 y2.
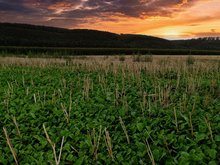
75 157 84 165
63 143 71 152
106 92 113 101
152 149 160 161
195 133 206 142
66 154 74 161
33 135 47 147
136 142 145 151
30 112 36 119
198 124 207 132
137 123 144 132
208 149 217 159
209 161 217 165
179 151 190 161
165 158 174 165
119 107 126 117
0 156 8 165
180 113 188 122
214 135 220 142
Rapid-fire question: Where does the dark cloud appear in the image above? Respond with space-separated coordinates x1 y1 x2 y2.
74 0 182 17
0 0 196 28
0 0 35 13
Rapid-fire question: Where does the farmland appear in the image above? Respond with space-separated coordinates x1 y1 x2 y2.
0 55 220 164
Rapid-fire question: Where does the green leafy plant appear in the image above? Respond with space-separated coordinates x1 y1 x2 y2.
0 56 220 164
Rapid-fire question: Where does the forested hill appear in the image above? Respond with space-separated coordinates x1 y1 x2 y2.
0 23 172 49
172 38 220 50
0 23 220 50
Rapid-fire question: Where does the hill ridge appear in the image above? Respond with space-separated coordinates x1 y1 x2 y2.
0 22 220 50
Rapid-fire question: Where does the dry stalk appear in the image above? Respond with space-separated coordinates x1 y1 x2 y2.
147 96 152 117
12 116 21 138
176 73 180 90
158 85 161 104
179 98 183 112
58 89 63 98
189 112 194 136
4 98 9 113
43 124 65 165
52 90 57 103
162 87 170 107
173 108 178 132
43 91 46 106
95 126 102 159
33 93 37 103
58 137 65 164
141 92 147 117
192 99 196 113
68 91 72 120
61 103 69 123
62 78 66 88
37 90 41 102
92 126 102 160
183 94 187 112
143 92 147 110
71 145 79 153
88 129 96 155
163 137 171 155
145 139 155 165
115 85 119 107
26 87 29 96
83 77 90 99
123 96 129 115
204 117 214 143
22 76 25 86
31 79 34 86
7 81 13 93
119 117 130 144
3 127 19 165
104 128 114 160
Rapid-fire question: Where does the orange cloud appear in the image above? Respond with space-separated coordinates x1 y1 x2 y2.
47 1 83 14
48 2 73 10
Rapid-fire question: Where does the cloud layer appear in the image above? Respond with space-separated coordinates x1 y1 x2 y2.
0 0 219 39
0 0 195 25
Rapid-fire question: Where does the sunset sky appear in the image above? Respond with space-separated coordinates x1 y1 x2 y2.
0 0 220 40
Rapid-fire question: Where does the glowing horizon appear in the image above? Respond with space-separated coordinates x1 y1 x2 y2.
0 0 220 40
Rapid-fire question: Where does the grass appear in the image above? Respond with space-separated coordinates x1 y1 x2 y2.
0 55 220 164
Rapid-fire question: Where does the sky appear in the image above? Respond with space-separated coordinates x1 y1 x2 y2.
0 0 220 40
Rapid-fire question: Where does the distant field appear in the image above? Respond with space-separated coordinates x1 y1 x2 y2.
0 55 220 65
0 56 220 164
1 46 220 57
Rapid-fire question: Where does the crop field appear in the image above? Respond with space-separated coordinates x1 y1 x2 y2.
0 56 220 164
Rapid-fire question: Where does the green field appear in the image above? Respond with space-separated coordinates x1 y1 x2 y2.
0 56 220 164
